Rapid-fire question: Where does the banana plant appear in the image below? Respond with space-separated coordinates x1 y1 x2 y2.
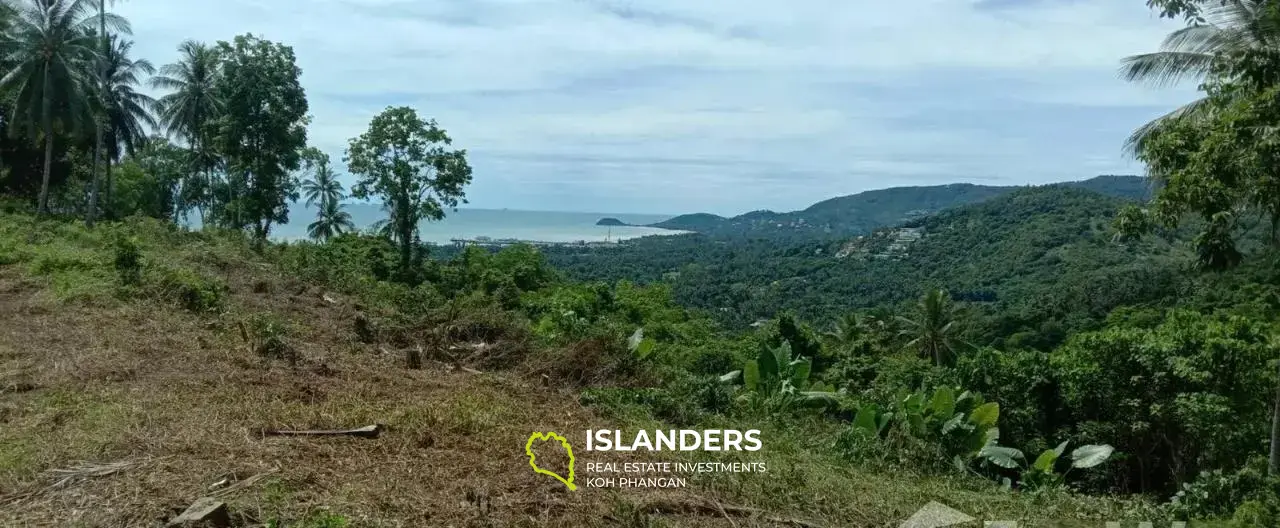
977 440 1115 490
721 342 837 407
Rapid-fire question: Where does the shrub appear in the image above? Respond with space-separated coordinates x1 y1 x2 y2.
113 236 143 286
152 266 226 312
239 312 296 363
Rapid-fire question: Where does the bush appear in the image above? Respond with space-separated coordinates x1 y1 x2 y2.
113 236 143 286
239 312 295 362
152 266 226 312
1168 458 1280 521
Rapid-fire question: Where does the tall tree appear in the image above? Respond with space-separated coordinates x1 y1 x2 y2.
299 147 341 208
822 312 865 354
100 35 155 215
210 34 308 242
345 106 472 277
306 198 354 242
897 289 963 367
150 40 221 224
1125 0 1280 478
0 0 124 216
1120 0 1278 153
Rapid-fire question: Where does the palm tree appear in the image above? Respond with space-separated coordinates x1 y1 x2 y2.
301 160 343 209
100 35 155 214
1121 1 1277 154
150 39 221 223
821 312 865 353
307 198 354 242
0 0 125 216
897 289 963 367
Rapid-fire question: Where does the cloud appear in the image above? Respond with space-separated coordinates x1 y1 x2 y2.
117 0 1196 215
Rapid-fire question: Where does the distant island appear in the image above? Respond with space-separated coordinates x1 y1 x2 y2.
595 218 630 226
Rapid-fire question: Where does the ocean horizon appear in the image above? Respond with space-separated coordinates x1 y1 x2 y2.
270 203 685 244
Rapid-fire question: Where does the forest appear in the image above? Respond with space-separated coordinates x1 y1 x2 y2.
3 0 1280 526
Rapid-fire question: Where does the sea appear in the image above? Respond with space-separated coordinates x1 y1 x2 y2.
269 202 684 244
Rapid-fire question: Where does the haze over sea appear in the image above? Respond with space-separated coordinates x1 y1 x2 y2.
271 204 683 244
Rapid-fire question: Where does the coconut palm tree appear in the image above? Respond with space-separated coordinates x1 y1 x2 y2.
821 312 865 354
0 0 125 216
307 198 354 242
100 35 155 213
1121 0 1279 154
150 39 222 222
897 289 963 367
301 160 343 209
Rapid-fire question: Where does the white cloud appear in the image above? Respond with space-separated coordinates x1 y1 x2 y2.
116 0 1194 215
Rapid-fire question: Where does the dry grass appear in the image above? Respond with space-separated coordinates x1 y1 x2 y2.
0 233 1151 527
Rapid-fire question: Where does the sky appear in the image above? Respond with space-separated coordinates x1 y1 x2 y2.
117 0 1199 216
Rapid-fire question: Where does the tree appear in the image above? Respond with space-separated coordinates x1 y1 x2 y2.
345 106 472 277
150 39 221 224
100 35 155 217
1120 1 1278 153
897 289 964 367
1124 0 1280 478
299 147 341 208
210 34 308 242
822 312 865 353
307 198 354 242
0 0 123 216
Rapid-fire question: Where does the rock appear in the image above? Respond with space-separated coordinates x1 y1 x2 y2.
168 497 230 527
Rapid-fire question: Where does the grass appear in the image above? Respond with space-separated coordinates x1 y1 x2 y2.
0 211 1187 527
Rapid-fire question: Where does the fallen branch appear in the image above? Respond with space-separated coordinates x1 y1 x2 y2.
639 498 824 528
259 424 384 439
209 467 280 499
0 456 169 506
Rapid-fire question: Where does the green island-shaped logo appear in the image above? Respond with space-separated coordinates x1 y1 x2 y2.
525 431 577 490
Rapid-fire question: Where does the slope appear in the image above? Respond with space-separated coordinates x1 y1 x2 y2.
0 213 1143 527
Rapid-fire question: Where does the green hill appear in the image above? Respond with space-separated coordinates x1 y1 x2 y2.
649 175 1149 239
550 184 1188 347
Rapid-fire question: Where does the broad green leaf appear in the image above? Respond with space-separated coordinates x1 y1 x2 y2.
1071 444 1115 469
627 328 645 351
968 402 1000 428
930 386 956 418
773 342 793 372
979 445 1025 469
743 360 760 391
1052 440 1070 457
903 391 926 413
941 413 966 435
853 405 878 434
1033 449 1059 473
790 358 812 388
756 344 779 382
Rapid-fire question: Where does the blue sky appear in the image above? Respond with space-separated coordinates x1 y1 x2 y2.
119 0 1197 216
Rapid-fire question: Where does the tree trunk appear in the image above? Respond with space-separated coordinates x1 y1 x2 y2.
36 66 53 218
87 130 100 226
1270 356 1280 476
37 131 53 217
105 156 114 217
97 0 108 220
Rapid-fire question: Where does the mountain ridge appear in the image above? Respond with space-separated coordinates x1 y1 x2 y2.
649 175 1151 238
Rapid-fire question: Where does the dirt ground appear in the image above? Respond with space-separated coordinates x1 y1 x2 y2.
0 268 781 527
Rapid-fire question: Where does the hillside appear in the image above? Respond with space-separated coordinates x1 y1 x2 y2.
549 184 1188 347
649 175 1149 239
0 211 1156 527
